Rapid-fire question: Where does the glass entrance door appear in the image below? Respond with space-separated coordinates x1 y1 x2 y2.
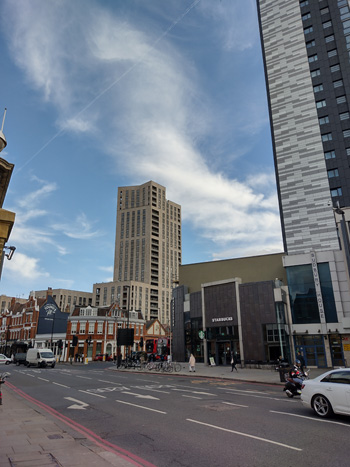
295 335 327 368
329 334 345 367
216 342 231 365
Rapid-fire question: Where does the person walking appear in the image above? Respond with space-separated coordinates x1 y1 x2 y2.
189 353 196 372
231 353 238 372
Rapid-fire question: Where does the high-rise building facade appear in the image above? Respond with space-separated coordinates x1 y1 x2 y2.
257 0 350 367
112 181 181 323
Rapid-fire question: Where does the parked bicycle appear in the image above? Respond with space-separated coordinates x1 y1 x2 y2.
0 372 10 406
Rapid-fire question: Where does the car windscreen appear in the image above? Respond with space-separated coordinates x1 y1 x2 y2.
41 352 54 358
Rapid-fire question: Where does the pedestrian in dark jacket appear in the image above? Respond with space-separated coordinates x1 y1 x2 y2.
231 354 238 372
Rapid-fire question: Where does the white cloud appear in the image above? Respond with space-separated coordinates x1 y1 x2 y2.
99 266 113 273
59 117 94 134
17 181 57 209
3 0 283 259
199 0 259 52
51 213 102 240
4 252 49 280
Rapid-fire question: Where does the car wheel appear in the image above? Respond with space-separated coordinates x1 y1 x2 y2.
16 361 20 366
312 394 333 418
51 363 55 368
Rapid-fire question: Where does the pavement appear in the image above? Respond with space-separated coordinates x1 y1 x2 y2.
0 362 331 466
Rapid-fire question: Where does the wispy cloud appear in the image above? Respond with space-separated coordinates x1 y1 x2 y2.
3 0 283 262
51 213 102 240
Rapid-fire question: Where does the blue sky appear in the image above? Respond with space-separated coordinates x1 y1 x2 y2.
0 0 283 299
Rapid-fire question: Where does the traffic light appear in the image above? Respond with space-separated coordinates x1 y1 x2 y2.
140 337 143 348
72 335 78 347
57 339 63 349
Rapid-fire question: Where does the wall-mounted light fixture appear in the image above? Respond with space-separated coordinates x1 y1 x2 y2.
4 245 16 260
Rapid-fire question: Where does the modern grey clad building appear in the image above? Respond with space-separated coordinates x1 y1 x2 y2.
257 0 350 367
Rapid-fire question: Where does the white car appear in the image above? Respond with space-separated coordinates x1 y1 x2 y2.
301 368 350 418
0 354 11 365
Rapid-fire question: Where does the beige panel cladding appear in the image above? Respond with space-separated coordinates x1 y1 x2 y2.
179 253 287 294
0 157 14 208
0 208 15 246
259 0 338 254
34 288 93 312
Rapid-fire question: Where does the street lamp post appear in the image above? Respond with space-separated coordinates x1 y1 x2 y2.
50 312 56 348
124 285 131 358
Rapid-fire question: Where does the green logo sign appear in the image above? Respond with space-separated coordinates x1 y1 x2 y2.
198 331 205 339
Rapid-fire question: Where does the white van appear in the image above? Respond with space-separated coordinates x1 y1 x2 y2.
26 349 56 368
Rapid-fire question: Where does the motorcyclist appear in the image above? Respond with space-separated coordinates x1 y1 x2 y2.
289 360 304 384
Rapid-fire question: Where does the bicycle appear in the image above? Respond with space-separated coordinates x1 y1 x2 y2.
172 362 182 372
0 372 10 406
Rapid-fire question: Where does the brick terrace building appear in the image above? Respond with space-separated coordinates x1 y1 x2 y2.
66 304 146 361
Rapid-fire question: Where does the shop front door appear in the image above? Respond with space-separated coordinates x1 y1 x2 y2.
216 341 232 365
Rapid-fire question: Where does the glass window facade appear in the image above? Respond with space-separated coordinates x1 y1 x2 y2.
286 263 337 324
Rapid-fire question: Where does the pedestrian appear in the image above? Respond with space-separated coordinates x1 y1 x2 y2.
297 351 306 373
113 354 117 365
231 353 238 372
82 353 84 363
117 353 122 368
189 353 196 372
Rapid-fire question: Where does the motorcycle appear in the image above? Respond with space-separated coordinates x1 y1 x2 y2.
283 369 309 398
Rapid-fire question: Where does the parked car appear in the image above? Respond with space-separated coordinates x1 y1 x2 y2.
13 353 27 366
0 354 11 365
301 368 350 418
93 353 113 361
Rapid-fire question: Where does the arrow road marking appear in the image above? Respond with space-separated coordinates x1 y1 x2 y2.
122 391 160 400
65 397 89 410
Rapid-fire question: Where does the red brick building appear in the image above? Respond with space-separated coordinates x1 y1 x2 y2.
66 304 146 361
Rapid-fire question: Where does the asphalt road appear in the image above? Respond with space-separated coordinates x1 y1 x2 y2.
7 363 350 467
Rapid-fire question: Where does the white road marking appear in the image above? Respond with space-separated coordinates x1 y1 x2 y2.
270 410 350 426
187 419 302 451
122 391 159 400
52 382 70 388
222 402 249 408
65 397 89 410
222 389 281 401
75 375 92 380
116 400 167 414
182 395 202 399
171 388 215 396
38 377 50 382
219 387 273 395
79 390 106 398
98 379 122 384
136 388 171 394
